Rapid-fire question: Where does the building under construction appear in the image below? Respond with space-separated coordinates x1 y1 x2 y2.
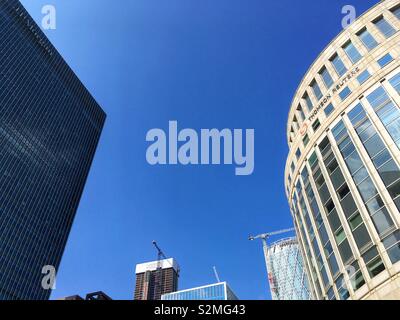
250 229 311 300
266 237 311 300
134 258 179 300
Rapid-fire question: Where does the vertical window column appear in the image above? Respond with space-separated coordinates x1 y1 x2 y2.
333 117 394 275
292 192 324 299
296 179 332 294
300 165 341 297
313 142 370 294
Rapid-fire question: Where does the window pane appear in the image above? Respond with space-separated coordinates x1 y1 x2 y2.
389 73 400 94
367 257 385 278
324 103 335 116
357 70 371 84
328 209 342 232
353 224 372 249
378 159 400 186
346 151 364 174
304 93 313 111
303 134 310 147
320 67 334 89
374 17 396 38
343 41 362 63
358 29 378 50
377 53 394 68
365 195 385 214
335 228 346 244
383 231 400 264
331 55 347 76
339 87 352 101
338 239 353 263
341 193 358 218
363 134 386 158
392 6 400 19
358 178 378 202
388 180 400 199
311 80 323 100
371 207 394 235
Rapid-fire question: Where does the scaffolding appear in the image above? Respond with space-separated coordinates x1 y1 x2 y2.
266 237 311 300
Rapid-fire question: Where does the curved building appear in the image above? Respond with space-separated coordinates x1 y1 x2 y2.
266 237 312 300
285 0 400 300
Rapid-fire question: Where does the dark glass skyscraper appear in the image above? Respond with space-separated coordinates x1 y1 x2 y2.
0 0 106 300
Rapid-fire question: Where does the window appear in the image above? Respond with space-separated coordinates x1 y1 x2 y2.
357 28 378 51
339 86 352 101
303 134 310 147
330 54 348 77
297 104 306 121
357 70 371 84
303 93 313 111
389 73 400 94
291 162 295 173
312 119 321 132
328 209 341 232
295 148 301 160
377 53 393 68
353 223 372 250
341 193 358 218
349 213 363 230
343 41 362 64
338 184 350 200
324 103 334 117
374 16 396 38
383 230 400 264
336 275 349 300
391 6 400 20
311 80 323 100
319 66 334 89
308 152 318 168
335 228 346 244
326 200 335 213
363 247 385 278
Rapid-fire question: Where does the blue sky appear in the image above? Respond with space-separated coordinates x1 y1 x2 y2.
21 0 378 300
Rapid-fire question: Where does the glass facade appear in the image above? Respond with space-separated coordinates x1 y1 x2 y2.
0 0 106 300
266 237 312 300
286 2 400 300
161 282 238 301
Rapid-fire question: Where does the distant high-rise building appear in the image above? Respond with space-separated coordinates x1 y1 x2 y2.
0 0 105 300
161 282 238 301
266 237 311 300
134 259 179 300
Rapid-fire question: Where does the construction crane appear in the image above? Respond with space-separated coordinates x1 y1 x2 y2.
152 241 180 300
249 228 295 296
213 266 221 283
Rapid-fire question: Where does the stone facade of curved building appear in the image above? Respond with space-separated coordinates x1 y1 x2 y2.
285 0 400 300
